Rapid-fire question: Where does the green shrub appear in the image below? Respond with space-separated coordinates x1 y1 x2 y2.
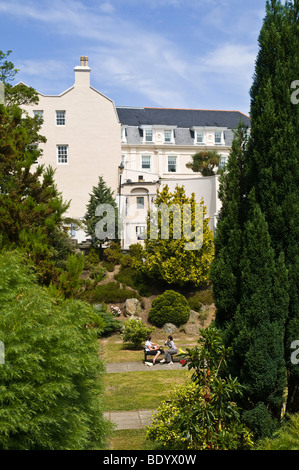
188 292 203 312
0 251 112 450
93 282 141 303
115 266 153 297
98 311 122 336
121 317 155 349
148 290 190 327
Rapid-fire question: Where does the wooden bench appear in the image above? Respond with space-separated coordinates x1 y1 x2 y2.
143 349 180 363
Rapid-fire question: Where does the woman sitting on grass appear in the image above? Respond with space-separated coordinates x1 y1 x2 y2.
145 336 163 365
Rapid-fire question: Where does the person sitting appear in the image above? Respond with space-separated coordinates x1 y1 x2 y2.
160 335 178 365
144 336 163 365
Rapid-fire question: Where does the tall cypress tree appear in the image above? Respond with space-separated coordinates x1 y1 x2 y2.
211 122 249 324
212 0 299 434
246 0 299 413
226 193 289 438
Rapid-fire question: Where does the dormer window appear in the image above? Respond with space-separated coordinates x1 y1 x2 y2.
164 130 172 143
121 126 127 143
145 129 153 143
215 131 222 144
196 130 204 144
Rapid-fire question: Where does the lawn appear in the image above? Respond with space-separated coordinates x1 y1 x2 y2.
103 369 191 411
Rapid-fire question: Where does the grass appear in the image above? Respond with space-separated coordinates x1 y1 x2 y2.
104 369 191 411
107 429 162 451
100 331 199 450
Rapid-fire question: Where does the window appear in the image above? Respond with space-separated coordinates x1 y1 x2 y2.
164 130 172 143
137 196 145 209
215 131 222 144
57 145 68 164
145 129 153 142
56 110 66 126
136 225 146 239
196 130 204 144
121 127 127 143
33 110 43 121
219 155 227 169
168 156 177 172
141 155 151 170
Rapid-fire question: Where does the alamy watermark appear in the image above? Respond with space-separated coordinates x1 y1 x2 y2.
95 202 204 250
291 80 299 105
291 340 299 365
0 341 5 364
0 82 5 105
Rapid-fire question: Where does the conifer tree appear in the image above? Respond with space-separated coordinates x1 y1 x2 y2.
0 50 72 285
226 194 289 438
210 122 249 324
137 184 214 287
84 175 119 250
0 251 112 450
245 0 299 413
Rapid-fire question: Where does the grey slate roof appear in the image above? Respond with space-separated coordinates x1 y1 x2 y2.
116 107 251 129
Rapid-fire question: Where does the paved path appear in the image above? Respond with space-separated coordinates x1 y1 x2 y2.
105 360 183 373
104 360 184 430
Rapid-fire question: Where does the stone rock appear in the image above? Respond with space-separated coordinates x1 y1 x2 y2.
124 298 141 316
189 310 199 322
162 323 178 334
183 324 200 336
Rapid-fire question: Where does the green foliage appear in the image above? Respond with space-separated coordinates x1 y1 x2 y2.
147 324 254 450
96 308 122 337
93 281 141 304
0 51 73 287
245 0 299 413
0 251 112 449
256 413 299 450
57 253 85 298
148 290 190 327
135 185 214 288
84 176 119 247
121 318 155 349
186 150 220 176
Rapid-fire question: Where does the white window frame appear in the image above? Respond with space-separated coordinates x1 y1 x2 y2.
137 196 145 209
219 155 227 169
144 128 153 143
57 145 69 164
164 129 173 143
167 155 177 173
136 225 146 239
121 126 127 143
56 110 66 126
196 130 205 144
141 155 151 170
214 131 222 145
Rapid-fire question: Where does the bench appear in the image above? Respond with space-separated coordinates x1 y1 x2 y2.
143 348 180 363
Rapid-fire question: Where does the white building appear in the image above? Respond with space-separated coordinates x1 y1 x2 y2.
22 57 251 248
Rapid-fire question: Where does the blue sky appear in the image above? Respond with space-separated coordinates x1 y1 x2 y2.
0 0 267 115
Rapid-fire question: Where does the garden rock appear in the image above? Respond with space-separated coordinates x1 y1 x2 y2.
183 324 200 336
162 323 178 334
124 298 141 317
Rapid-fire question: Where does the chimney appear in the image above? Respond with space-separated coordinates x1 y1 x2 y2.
74 56 91 87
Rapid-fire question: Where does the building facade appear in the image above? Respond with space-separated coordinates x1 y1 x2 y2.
22 58 251 248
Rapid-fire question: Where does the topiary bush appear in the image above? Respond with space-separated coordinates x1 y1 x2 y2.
121 318 155 349
148 290 190 327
